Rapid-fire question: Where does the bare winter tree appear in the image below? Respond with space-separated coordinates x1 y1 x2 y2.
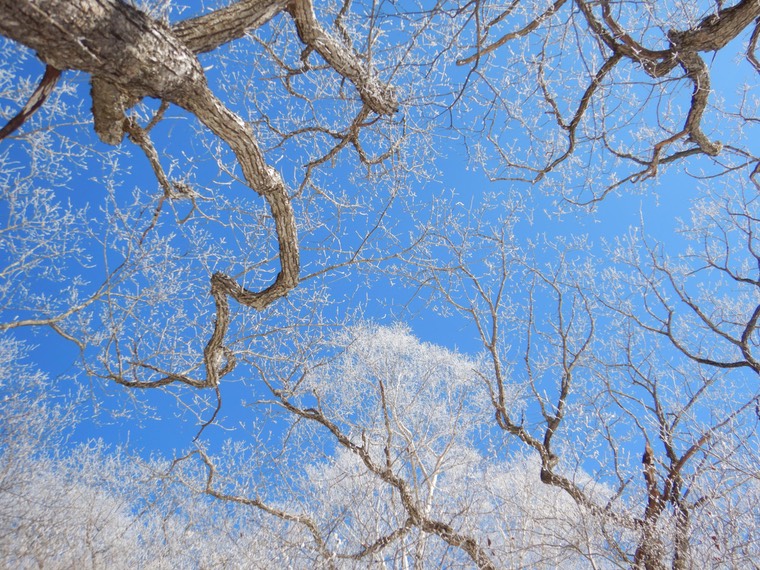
1 1 760 569
0 0 401 390
167 324 621 569
445 0 760 202
0 336 306 569
2 0 757 387
398 187 760 568
0 326 615 569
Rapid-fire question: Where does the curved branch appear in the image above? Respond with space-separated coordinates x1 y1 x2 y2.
533 52 622 182
190 449 338 570
748 17 760 73
287 0 398 115
0 0 298 390
677 51 722 156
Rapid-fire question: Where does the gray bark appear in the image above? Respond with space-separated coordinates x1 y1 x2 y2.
0 0 397 388
173 0 288 54
0 0 395 389
0 0 300 387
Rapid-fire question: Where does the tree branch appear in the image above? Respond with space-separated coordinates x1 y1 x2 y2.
0 64 60 140
173 0 288 54
287 0 398 115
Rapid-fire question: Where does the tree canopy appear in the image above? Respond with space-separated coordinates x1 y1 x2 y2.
1 0 759 568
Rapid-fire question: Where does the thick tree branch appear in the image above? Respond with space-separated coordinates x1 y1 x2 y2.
287 0 398 115
668 0 760 53
0 0 298 389
173 0 288 54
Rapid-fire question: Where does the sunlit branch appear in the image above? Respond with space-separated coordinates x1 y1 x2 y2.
0 64 61 141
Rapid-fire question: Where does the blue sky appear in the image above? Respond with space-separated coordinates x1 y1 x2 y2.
1 3 758 475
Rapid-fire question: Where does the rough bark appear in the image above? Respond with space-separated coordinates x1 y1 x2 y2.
0 0 397 388
634 442 667 570
0 0 296 387
173 0 288 54
287 0 398 115
0 1 202 99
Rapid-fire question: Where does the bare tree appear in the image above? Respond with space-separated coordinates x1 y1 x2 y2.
445 0 760 202
168 323 621 568
1 1 760 569
0 0 401 390
3 0 757 388
0 336 304 569
0 326 615 569
396 186 760 568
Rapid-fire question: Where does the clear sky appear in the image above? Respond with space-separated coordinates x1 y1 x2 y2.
1 0 757 474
